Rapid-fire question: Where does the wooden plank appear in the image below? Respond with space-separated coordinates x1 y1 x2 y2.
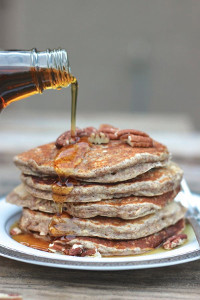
0 256 200 299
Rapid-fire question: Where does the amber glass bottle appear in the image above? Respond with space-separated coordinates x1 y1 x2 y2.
0 49 77 111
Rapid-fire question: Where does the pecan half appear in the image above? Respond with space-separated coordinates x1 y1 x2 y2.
99 124 118 133
55 127 98 148
88 132 109 144
163 234 187 250
98 124 119 139
55 130 80 148
117 129 149 138
56 124 153 148
78 127 97 137
120 134 153 148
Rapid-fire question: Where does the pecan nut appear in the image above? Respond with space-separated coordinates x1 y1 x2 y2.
49 240 97 257
48 243 65 253
163 234 188 250
120 134 153 148
55 127 98 148
10 226 22 236
69 245 83 256
55 130 80 148
98 124 119 139
80 248 96 257
55 124 154 149
77 127 97 137
88 132 110 144
99 124 118 133
117 129 149 138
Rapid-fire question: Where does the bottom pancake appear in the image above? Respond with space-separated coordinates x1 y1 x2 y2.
49 219 185 256
16 219 185 256
19 202 186 239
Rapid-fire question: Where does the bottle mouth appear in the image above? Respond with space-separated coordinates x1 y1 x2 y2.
31 48 74 90
31 48 71 73
46 49 71 73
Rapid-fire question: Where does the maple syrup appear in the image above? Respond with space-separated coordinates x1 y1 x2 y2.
13 233 50 252
71 80 78 137
0 49 78 136
51 139 91 215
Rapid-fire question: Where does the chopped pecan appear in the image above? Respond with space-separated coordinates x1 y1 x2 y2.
49 243 65 252
49 240 98 257
120 134 153 148
10 227 22 236
63 248 69 255
88 132 109 144
69 245 96 257
163 234 188 250
69 246 83 256
80 248 96 257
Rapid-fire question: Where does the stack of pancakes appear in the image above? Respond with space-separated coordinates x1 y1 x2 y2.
7 126 186 256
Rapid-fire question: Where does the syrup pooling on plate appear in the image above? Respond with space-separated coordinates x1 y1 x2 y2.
51 138 91 215
13 233 50 252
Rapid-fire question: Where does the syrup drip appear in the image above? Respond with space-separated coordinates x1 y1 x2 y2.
49 213 82 236
51 139 91 216
71 80 78 137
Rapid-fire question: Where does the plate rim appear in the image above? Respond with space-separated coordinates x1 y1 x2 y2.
0 243 200 271
1 196 200 271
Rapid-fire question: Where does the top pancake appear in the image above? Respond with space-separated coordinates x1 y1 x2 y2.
14 139 169 182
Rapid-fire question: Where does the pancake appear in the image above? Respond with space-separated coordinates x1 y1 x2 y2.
7 184 180 219
62 188 180 219
9 125 186 257
14 139 169 182
76 159 168 183
19 202 186 239
21 163 183 202
48 219 185 256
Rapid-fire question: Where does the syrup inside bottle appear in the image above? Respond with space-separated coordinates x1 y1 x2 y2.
0 66 77 112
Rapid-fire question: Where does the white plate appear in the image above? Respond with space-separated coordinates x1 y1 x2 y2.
0 194 200 271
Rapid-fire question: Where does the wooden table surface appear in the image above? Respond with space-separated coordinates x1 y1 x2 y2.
1 112 200 299
0 255 200 300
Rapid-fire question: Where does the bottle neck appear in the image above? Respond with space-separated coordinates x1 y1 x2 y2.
31 49 76 92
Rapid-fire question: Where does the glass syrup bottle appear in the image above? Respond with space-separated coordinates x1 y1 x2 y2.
0 48 78 136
